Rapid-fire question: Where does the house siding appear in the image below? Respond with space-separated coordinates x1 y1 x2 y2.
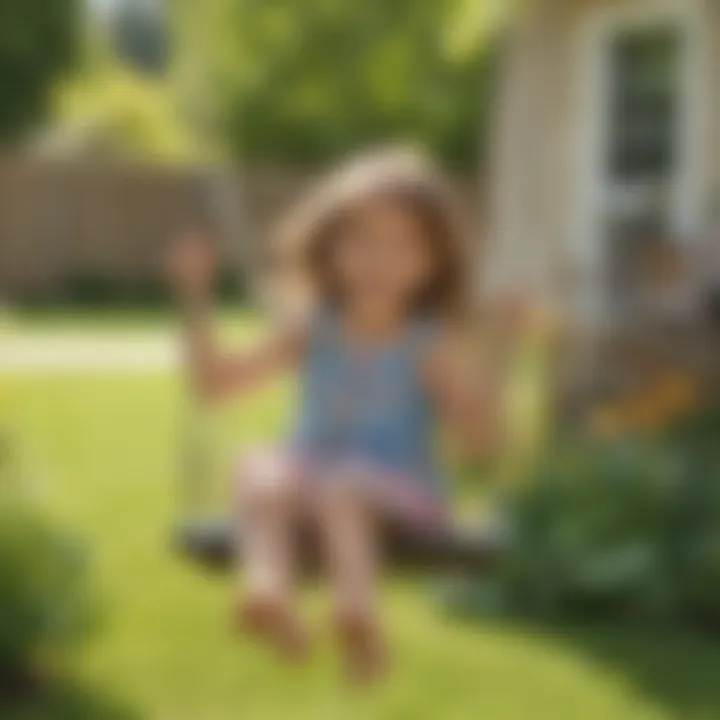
489 0 600 302
710 0 720 230
490 0 719 309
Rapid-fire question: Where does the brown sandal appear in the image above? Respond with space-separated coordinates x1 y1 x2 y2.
235 596 311 662
336 611 388 685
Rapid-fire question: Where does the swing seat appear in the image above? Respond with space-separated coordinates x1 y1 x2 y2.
174 518 505 574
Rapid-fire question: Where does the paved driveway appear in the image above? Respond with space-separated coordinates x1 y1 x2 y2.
0 333 178 372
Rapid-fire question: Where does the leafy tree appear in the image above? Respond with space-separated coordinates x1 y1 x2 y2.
0 0 81 142
443 0 516 62
53 40 200 163
174 0 501 167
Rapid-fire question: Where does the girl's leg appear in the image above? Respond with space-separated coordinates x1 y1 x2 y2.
314 484 387 683
234 452 309 659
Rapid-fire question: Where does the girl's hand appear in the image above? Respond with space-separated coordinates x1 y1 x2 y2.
167 231 216 301
493 290 558 338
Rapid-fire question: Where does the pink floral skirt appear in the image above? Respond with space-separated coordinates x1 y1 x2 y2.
235 447 449 535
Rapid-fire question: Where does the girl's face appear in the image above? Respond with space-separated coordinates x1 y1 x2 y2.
329 198 433 316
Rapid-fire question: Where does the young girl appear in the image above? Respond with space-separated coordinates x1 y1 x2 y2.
170 149 517 683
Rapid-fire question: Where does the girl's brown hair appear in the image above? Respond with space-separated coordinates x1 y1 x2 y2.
273 147 470 319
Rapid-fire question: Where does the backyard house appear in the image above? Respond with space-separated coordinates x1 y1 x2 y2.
489 0 719 341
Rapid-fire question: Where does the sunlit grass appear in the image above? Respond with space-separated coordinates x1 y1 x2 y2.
4 364 720 719
6 305 256 340
2 309 720 718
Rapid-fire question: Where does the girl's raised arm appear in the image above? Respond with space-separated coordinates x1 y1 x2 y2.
423 296 555 458
423 330 504 458
168 233 307 402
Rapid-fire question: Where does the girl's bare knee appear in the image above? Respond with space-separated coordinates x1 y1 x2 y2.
235 451 298 516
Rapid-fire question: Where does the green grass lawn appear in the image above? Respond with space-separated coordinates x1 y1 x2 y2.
3 305 254 340
3 318 720 719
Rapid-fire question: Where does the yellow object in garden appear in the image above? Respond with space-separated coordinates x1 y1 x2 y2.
497 315 557 490
589 371 700 438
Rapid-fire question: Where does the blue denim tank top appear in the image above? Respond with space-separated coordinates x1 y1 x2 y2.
291 310 443 497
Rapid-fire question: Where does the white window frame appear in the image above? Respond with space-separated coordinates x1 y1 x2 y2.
571 0 710 318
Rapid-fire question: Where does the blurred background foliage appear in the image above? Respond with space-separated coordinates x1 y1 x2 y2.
1 0 509 167
0 0 80 143
172 0 502 166
52 36 199 163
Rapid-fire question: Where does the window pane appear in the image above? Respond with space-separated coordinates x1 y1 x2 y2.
607 27 682 182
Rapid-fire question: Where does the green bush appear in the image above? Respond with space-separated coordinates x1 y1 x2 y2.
0 506 97 686
447 408 720 631
504 438 680 623
0 431 97 691
19 271 248 308
666 410 720 629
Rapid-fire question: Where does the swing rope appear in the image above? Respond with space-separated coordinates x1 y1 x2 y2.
177 168 254 526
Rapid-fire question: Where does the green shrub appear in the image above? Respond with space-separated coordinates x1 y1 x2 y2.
0 430 98 690
447 408 720 631
666 409 720 630
0 506 97 685
19 271 248 308
503 437 681 623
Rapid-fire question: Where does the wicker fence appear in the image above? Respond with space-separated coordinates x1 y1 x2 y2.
0 157 482 301
0 160 278 299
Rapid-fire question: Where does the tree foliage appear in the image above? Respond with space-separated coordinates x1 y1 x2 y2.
174 0 500 167
0 0 80 142
54 53 199 162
